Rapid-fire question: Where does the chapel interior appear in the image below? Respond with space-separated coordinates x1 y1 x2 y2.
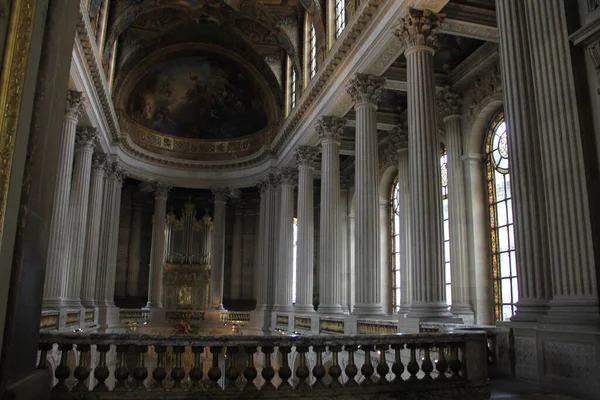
0 0 600 399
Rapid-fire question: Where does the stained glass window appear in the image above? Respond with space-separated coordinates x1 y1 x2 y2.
440 145 451 305
486 111 517 321
292 217 298 304
309 24 316 79
335 0 346 38
390 177 402 312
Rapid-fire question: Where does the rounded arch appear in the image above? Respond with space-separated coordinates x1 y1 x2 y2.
464 94 504 155
379 164 398 202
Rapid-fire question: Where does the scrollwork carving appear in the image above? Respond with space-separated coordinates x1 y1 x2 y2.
437 87 463 119
75 126 99 149
394 8 444 51
152 182 171 198
91 153 107 172
346 73 386 105
294 145 318 167
462 66 502 121
389 124 408 150
315 116 347 142
277 167 297 186
65 90 85 120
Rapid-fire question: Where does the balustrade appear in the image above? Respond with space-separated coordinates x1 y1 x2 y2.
38 331 489 399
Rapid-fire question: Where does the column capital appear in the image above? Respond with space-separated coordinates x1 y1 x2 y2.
65 90 85 120
294 145 319 167
106 161 125 182
390 124 409 150
346 73 386 105
394 8 444 53
75 126 99 149
211 186 230 202
316 116 346 142
437 86 463 119
277 167 298 186
91 153 107 172
152 182 171 198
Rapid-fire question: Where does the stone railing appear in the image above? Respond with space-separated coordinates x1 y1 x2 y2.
118 309 149 324
227 312 251 324
38 331 490 399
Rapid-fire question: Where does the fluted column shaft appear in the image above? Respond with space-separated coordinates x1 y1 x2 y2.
523 0 598 321
43 91 83 308
95 162 124 307
210 188 228 310
346 75 385 315
497 0 552 320
200 211 212 266
81 154 106 307
295 147 317 312
126 193 143 297
145 183 170 308
64 127 98 307
230 204 244 300
276 169 297 312
397 148 412 314
255 181 269 308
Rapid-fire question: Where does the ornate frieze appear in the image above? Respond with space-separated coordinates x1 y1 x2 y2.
65 90 85 120
277 167 297 186
315 116 346 142
394 8 444 51
462 65 502 121
75 126 99 149
346 73 386 105
294 145 318 167
437 86 463 119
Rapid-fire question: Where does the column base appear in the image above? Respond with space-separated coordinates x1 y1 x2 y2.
541 296 600 325
294 304 315 313
96 304 119 328
318 304 346 315
406 302 453 319
60 298 83 309
352 303 386 316
81 300 96 308
450 303 475 324
144 301 163 309
42 297 65 310
510 298 550 323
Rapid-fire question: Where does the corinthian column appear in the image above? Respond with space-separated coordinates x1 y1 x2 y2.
437 88 473 319
395 9 451 318
145 183 170 309
81 154 106 307
346 74 386 316
275 168 297 312
230 202 244 300
316 117 346 314
390 126 412 315
95 162 124 308
523 0 599 323
210 187 229 310
496 0 552 321
64 126 98 307
43 90 84 308
126 192 143 297
295 146 318 313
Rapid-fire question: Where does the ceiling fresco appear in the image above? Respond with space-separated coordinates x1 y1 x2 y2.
127 54 268 140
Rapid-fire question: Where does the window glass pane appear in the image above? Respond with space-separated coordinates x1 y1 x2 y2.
512 278 519 304
498 226 509 252
502 305 513 321
500 252 511 278
507 199 513 224
510 252 518 277
508 224 515 250
497 201 508 227
390 177 402 311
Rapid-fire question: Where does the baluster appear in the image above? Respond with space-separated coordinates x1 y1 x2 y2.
133 345 148 390
189 346 204 389
171 346 186 389
391 343 405 384
277 345 292 390
114 345 130 391
260 346 275 390
225 346 240 390
449 343 462 379
72 344 90 392
311 345 326 388
37 343 52 370
208 346 222 389
376 344 390 384
435 344 449 380
328 345 343 388
421 344 433 380
294 345 310 390
52 343 72 393
153 345 167 389
344 345 358 387
406 344 419 382
93 344 110 392
243 346 258 391
360 345 374 386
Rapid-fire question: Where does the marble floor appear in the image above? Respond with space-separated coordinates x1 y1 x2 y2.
490 379 581 399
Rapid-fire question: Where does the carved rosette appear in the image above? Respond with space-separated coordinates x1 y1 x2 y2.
394 8 444 52
390 124 409 150
346 73 386 105
211 187 230 202
315 116 347 142
65 90 85 120
294 145 319 168
91 153 107 172
75 126 99 150
277 167 298 186
437 87 463 119
153 182 171 199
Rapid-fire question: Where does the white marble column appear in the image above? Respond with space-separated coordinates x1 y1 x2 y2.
145 183 170 309
438 88 474 318
395 9 451 318
316 116 346 314
390 126 412 315
254 180 268 309
230 202 244 300
200 210 212 266
339 174 352 313
295 146 318 313
496 0 552 321
210 187 229 310
275 168 297 312
346 74 386 316
43 90 84 308
524 0 599 323
95 161 124 307
255 175 279 312
126 192 143 297
64 126 98 307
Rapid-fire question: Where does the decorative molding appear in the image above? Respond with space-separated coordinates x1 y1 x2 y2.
91 153 107 172
394 8 444 51
106 161 125 182
346 73 386 105
315 116 346 142
65 90 85 120
462 65 502 121
319 317 344 334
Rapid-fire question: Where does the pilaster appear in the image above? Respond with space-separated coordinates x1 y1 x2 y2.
145 183 170 309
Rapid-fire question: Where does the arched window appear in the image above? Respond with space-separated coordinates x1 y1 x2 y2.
440 145 451 305
486 111 517 321
292 217 298 304
291 67 297 109
335 0 346 38
390 177 401 312
309 23 317 79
